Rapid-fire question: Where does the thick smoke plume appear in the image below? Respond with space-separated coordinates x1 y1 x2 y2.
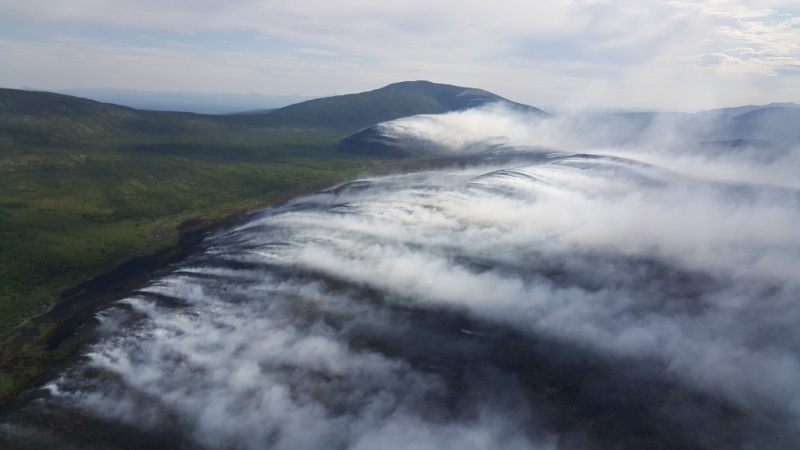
14 104 800 449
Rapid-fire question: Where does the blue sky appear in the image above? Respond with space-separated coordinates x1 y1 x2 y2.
1 0 799 109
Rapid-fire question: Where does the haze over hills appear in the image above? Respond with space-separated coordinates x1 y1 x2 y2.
5 82 797 152
699 102 800 117
336 98 800 159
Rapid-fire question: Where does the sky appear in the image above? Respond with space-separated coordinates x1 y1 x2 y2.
1 0 799 110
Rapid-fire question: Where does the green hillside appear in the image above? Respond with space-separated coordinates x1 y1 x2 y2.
0 90 365 399
224 80 543 130
0 88 362 330
0 81 543 401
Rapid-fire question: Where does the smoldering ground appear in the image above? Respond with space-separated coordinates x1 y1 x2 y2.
3 105 800 449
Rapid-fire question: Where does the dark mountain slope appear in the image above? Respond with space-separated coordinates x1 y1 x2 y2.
0 88 136 119
729 106 800 141
0 88 229 147
2 82 545 145
227 80 545 131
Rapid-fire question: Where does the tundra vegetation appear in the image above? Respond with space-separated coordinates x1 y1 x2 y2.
0 81 518 401
0 89 367 399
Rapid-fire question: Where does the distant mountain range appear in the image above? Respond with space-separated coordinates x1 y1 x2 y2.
4 81 542 136
36 88 314 115
19 81 544 122
551 105 800 146
3 81 799 158
699 102 800 117
223 80 545 131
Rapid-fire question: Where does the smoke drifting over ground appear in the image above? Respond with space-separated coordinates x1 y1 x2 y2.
10 105 800 448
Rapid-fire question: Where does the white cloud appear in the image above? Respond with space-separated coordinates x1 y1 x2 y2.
0 1 798 109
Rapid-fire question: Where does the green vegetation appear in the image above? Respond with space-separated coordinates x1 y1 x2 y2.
0 149 370 333
0 81 511 402
0 88 376 339
223 80 543 130
0 88 385 401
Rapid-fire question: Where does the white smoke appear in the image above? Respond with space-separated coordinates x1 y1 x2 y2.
37 105 800 449
374 103 545 152
377 102 800 188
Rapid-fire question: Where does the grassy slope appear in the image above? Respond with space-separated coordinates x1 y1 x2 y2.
0 80 525 332
0 90 374 372
0 81 523 401
222 80 542 130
